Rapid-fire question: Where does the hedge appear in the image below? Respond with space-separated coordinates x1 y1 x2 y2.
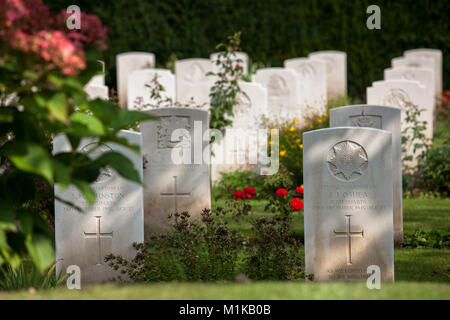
46 0 449 100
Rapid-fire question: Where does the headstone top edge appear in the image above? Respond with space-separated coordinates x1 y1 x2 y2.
117 52 155 58
331 104 402 114
302 126 392 137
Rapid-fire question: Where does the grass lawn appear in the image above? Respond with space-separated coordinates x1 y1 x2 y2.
0 281 448 300
0 198 448 299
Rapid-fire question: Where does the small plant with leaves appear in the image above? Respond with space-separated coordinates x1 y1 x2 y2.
401 101 429 173
244 215 304 280
208 32 244 132
135 73 207 110
0 261 66 291
105 209 241 282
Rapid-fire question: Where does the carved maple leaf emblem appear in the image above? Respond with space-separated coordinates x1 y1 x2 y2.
327 141 368 181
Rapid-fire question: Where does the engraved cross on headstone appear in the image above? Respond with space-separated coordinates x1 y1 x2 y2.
333 215 364 265
160 176 191 213
84 216 113 266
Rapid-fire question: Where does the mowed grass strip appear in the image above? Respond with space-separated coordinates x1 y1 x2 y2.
1 281 449 300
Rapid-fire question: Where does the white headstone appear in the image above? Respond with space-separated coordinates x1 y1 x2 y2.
391 56 437 100
140 107 211 236
366 79 433 140
175 58 213 110
116 52 155 108
284 57 328 115
384 67 436 108
253 68 301 120
404 48 443 101
54 130 144 284
210 51 249 75
303 127 394 282
84 85 109 100
211 81 268 181
330 105 403 245
127 68 176 110
308 51 347 99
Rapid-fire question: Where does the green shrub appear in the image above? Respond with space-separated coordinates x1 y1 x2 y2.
407 139 450 196
0 1 153 271
403 230 450 249
106 209 242 282
244 216 304 280
106 190 305 282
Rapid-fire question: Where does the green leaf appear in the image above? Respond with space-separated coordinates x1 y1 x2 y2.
5 141 53 183
111 109 155 131
53 159 71 190
94 151 141 183
0 230 11 251
73 180 96 205
25 234 55 272
69 112 105 136
47 92 68 122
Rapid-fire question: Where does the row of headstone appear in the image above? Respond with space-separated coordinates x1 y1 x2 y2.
304 103 402 282
55 103 403 284
116 51 347 117
55 107 212 283
117 51 250 111
367 48 443 141
253 51 347 121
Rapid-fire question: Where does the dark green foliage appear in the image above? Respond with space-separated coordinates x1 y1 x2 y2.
105 207 304 282
403 229 450 249
244 214 304 280
46 0 449 100
106 209 241 281
412 139 450 196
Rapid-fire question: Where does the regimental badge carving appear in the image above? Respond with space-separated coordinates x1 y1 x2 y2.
295 62 316 78
80 142 114 183
382 88 411 109
321 57 335 75
406 62 421 68
184 62 207 82
327 140 368 182
400 71 416 80
157 116 191 149
349 113 382 129
267 74 289 98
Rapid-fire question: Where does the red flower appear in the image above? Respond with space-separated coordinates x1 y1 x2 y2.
276 188 287 197
296 186 304 194
232 190 246 199
290 198 304 211
244 187 256 199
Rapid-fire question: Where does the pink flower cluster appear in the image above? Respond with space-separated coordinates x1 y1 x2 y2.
1 0 108 75
0 0 29 30
53 10 108 52
9 30 86 75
